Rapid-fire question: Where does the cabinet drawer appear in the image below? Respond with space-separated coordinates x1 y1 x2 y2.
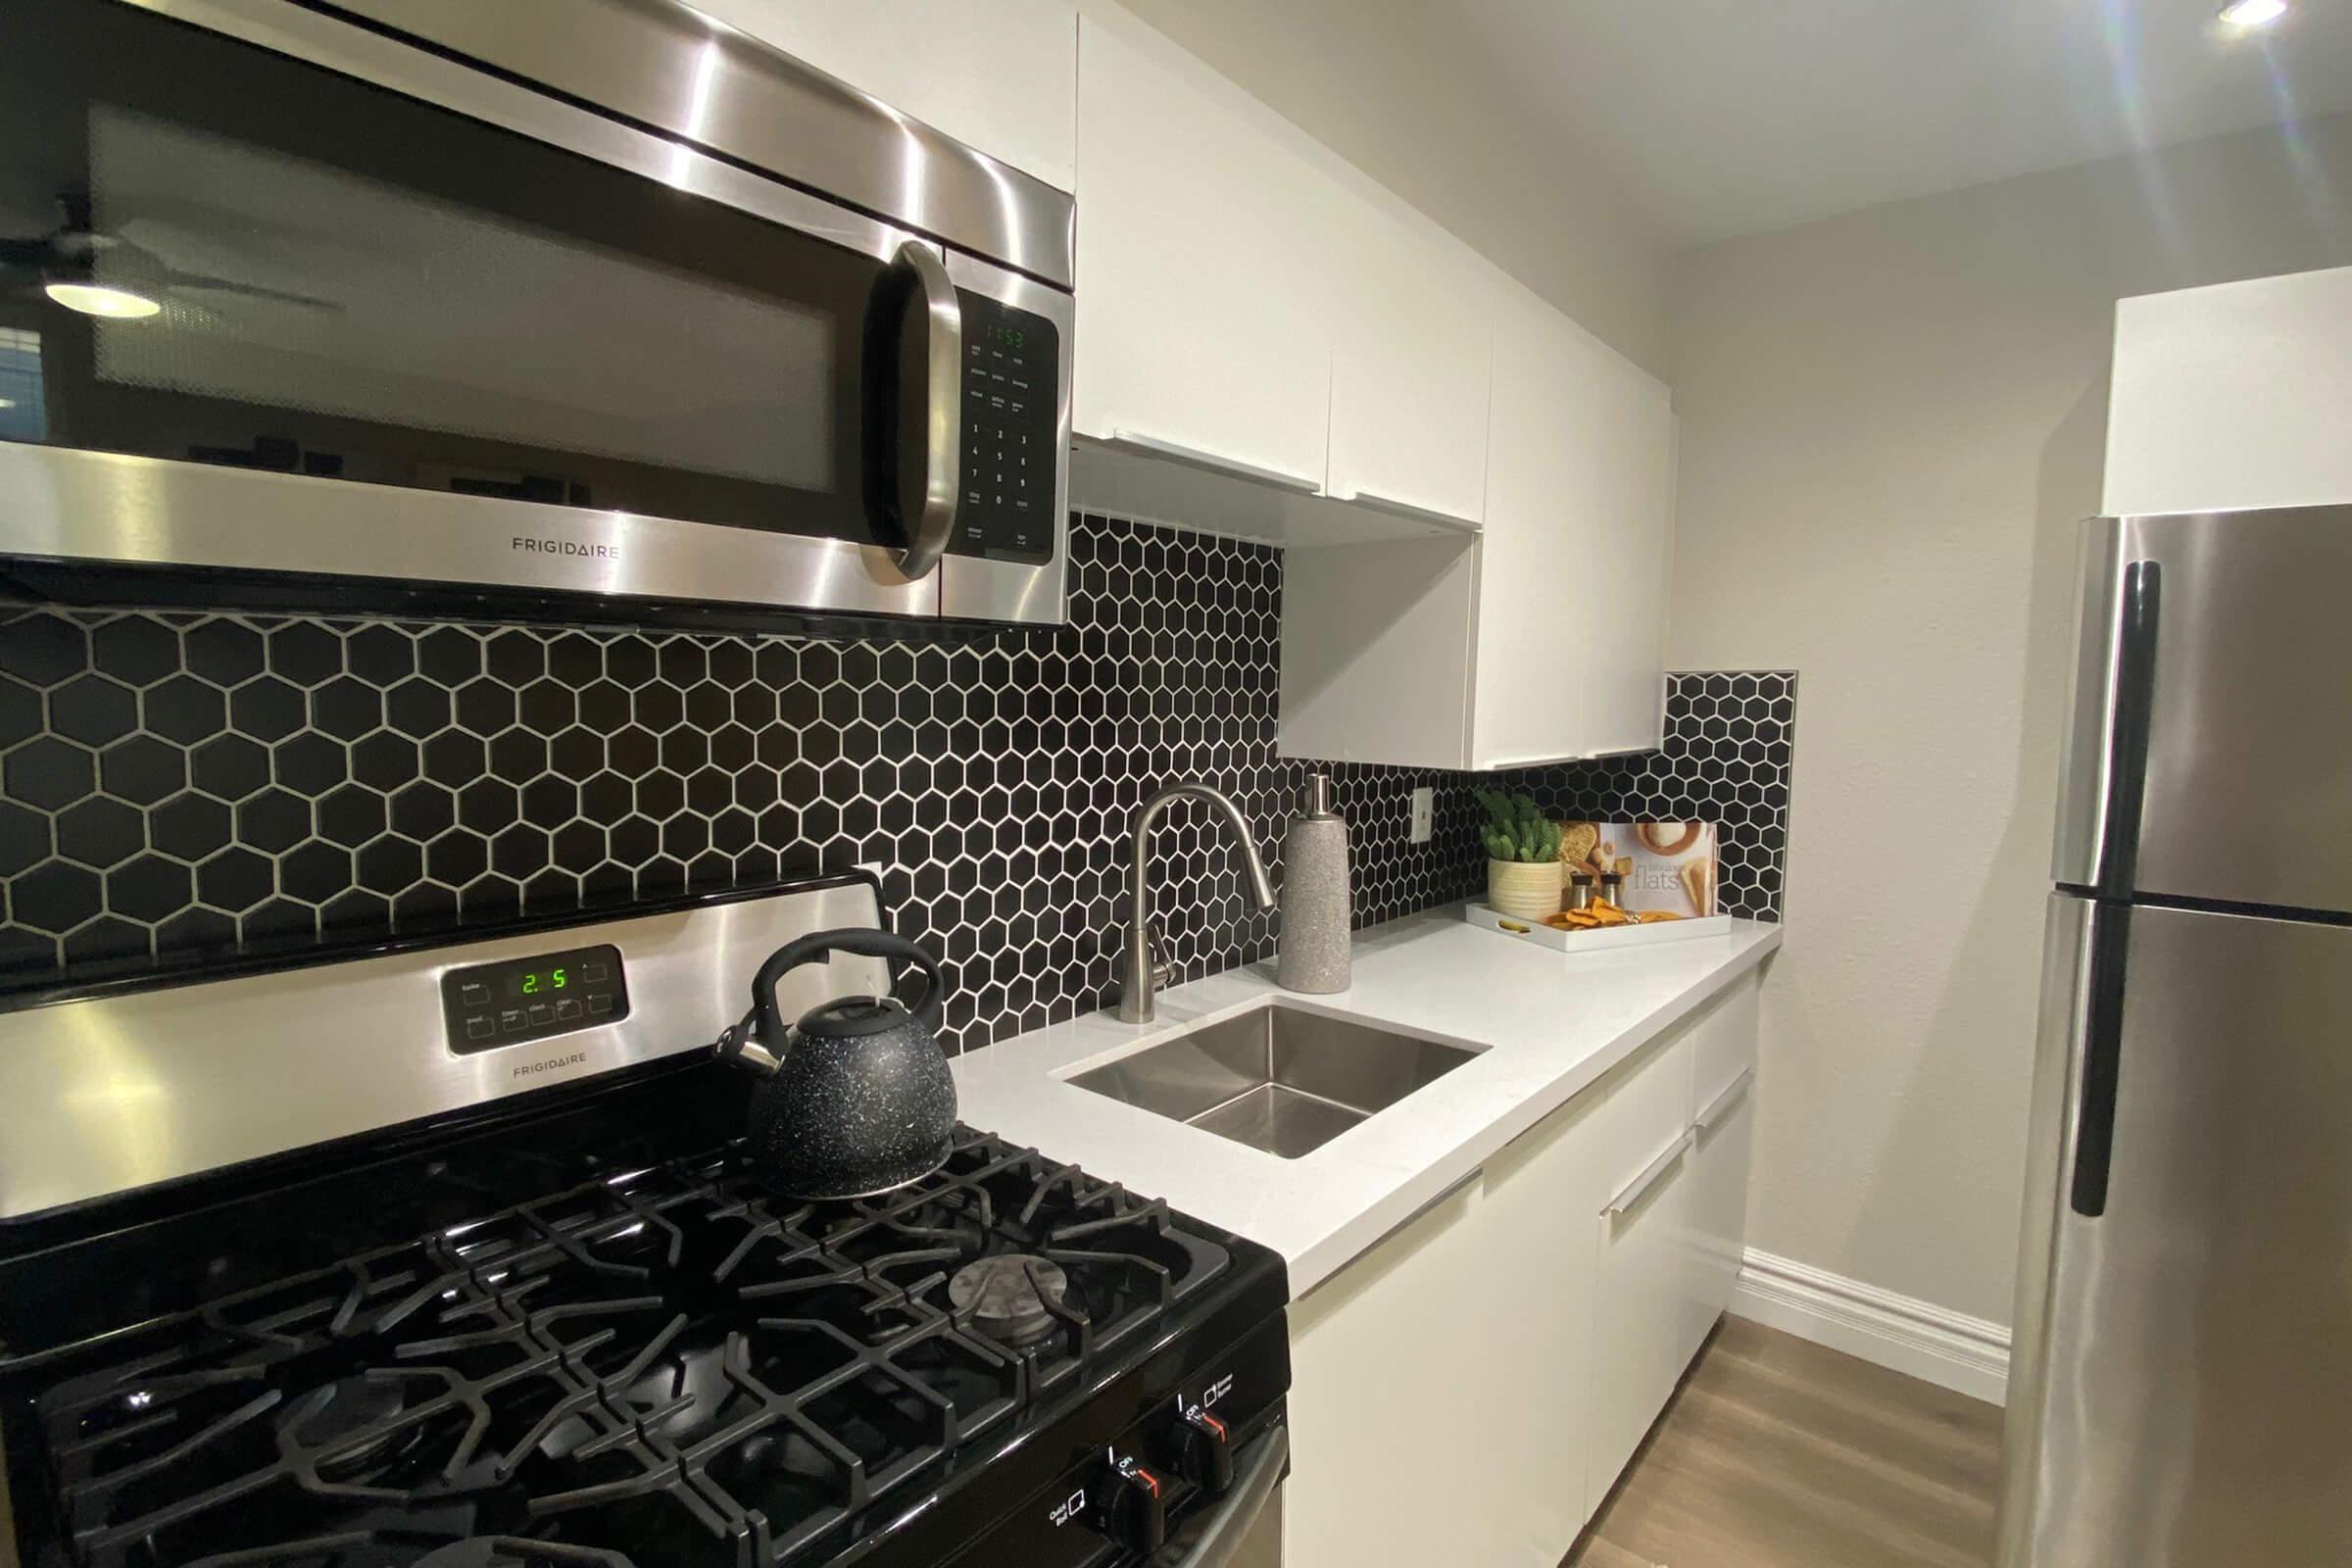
1591 1025 1695 1205
1683 1068 1756 1367
1588 1121 1694 1510
1689 974 1761 1112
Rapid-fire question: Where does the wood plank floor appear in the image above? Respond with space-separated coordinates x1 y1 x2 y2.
1562 1317 2004 1568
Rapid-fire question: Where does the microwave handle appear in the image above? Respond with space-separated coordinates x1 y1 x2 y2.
890 240 962 581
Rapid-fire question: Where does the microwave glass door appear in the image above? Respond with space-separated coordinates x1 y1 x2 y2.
0 0 973 612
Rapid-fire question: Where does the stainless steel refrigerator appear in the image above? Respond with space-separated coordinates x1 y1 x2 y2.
1999 503 2352 1567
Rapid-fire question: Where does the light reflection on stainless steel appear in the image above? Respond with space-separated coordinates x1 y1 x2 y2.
0 881 894 1221
278 0 1075 285
2000 898 2352 1564
2052 504 2352 908
0 444 944 617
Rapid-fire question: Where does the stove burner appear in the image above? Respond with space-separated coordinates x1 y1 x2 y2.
948 1252 1073 1347
290 1374 416 1479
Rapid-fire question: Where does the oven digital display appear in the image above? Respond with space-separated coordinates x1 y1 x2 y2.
511 966 570 998
440 943 628 1055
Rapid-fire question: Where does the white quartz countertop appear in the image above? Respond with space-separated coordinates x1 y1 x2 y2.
953 907 1782 1298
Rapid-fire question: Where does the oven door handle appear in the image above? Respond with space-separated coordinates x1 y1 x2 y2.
890 239 962 581
1157 1421 1288 1568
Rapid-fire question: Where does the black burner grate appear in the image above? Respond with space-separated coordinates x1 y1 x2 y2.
21 1130 1227 1568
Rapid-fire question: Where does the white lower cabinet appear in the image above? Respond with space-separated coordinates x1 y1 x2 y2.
1284 975 1761 1567
1284 1175 1510 1567
1685 1062 1757 1367
1682 977 1761 1370
1583 1025 1697 1505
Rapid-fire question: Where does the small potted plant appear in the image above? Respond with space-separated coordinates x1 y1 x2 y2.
1476 788 1563 919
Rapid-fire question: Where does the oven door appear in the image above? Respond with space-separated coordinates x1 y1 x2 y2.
0 0 1065 622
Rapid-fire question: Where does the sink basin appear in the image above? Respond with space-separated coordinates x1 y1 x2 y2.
1067 1004 1483 1158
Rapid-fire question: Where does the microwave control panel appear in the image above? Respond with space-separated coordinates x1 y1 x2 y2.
952 291 1060 564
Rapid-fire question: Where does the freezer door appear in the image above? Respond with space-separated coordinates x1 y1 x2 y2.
1998 898 2352 1568
2053 504 2352 911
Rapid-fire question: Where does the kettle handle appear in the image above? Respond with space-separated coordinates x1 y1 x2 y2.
749 928 947 1041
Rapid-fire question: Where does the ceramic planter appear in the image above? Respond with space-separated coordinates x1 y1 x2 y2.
1487 858 1564 920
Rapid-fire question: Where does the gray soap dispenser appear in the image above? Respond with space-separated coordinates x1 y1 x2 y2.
1277 772 1351 994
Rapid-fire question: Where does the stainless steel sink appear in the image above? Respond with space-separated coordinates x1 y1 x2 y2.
1067 1004 1483 1158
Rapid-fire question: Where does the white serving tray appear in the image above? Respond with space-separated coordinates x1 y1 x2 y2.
1464 904 1735 952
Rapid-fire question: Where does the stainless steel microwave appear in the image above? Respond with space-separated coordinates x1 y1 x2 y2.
0 0 1073 626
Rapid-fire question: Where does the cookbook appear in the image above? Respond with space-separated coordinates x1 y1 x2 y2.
1571 820 1718 918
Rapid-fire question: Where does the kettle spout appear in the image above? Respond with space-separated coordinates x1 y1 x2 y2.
713 1020 784 1075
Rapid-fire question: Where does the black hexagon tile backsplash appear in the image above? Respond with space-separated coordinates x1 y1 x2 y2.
0 514 1792 1053
1505 672 1795 920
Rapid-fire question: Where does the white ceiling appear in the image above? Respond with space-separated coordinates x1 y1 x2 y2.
1134 0 2352 246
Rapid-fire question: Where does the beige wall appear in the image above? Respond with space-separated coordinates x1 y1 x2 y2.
1666 112 2352 1326
1108 0 1673 377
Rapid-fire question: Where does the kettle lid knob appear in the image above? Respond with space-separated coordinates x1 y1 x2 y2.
798 995 918 1039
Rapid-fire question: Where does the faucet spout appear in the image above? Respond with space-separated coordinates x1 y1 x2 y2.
1116 783 1275 1024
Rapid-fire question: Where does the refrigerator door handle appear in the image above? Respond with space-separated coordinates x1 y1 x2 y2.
2069 903 2132 1218
2091 559 2162 899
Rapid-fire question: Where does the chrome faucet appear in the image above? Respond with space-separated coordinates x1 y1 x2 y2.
1116 783 1277 1024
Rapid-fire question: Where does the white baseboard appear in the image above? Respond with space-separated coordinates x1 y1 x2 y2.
1731 1248 2011 1406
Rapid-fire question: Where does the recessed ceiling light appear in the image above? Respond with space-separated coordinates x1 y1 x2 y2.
0 399 15 410
2220 0 2288 28
42 281 162 319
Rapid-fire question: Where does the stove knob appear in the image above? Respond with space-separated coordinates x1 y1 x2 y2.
1164 1407 1235 1496
1092 1454 1167 1553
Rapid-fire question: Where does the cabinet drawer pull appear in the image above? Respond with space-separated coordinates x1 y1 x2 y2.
1106 429 1323 493
1602 1129 1693 1217
1694 1067 1755 1133
1331 486 1482 535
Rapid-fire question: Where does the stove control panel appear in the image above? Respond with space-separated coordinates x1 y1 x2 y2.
439 943 630 1055
936 1315 1287 1568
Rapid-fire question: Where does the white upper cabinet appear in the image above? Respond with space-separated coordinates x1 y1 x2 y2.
1574 343 1675 757
1471 292 1672 767
1282 282 1671 770
1073 13 1336 490
2105 266 2352 515
1467 296 1590 769
685 0 1078 191
1325 211 1493 529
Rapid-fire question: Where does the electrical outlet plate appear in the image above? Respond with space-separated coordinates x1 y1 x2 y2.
1409 787 1435 844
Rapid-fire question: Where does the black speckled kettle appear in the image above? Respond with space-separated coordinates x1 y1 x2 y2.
712 928 956 1200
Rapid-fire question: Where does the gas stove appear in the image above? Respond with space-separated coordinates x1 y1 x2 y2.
0 878 1290 1568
